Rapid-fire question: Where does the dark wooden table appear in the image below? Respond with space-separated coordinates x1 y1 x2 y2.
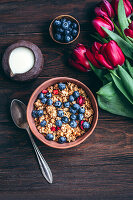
0 0 133 199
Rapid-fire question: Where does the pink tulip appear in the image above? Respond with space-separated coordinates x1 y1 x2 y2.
92 15 114 38
124 21 133 38
95 0 115 18
69 44 91 72
112 0 133 17
87 41 125 70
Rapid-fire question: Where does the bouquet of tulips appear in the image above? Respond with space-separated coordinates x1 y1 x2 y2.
69 0 133 119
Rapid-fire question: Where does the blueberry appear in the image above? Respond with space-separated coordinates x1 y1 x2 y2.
62 21 69 29
40 120 47 127
54 33 62 41
54 20 61 27
54 101 62 108
38 92 45 100
61 18 67 23
64 102 70 108
46 133 54 141
56 120 62 127
70 120 77 128
46 92 52 98
58 83 66 90
47 99 53 105
64 35 71 43
73 91 79 98
32 110 38 118
70 114 77 120
77 114 84 121
69 95 75 102
57 28 64 33
67 20 72 26
41 97 47 104
70 35 73 41
79 107 85 114
68 27 73 32
61 116 69 123
73 103 80 110
60 35 65 42
37 110 43 117
72 22 78 29
58 136 67 144
69 107 77 114
57 110 64 117
64 30 70 35
72 29 78 37
83 122 90 129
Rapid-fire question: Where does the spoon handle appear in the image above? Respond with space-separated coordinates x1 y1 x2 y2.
26 127 53 184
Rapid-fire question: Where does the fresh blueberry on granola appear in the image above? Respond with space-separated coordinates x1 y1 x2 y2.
58 136 67 144
38 92 45 100
32 82 94 143
46 133 54 141
61 116 69 123
40 120 47 127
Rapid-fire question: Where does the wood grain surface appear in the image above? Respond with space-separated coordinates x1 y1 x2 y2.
0 0 133 199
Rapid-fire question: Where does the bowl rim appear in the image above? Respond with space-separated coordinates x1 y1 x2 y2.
49 15 80 45
27 77 98 149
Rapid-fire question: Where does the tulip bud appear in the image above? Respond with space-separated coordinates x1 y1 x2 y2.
124 21 133 38
95 0 115 18
92 15 114 38
69 43 91 72
86 40 125 70
91 42 102 54
112 0 133 17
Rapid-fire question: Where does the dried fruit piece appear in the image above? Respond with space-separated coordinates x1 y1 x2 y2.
77 96 85 106
53 89 59 95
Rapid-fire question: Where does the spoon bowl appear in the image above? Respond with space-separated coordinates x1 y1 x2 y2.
10 99 28 129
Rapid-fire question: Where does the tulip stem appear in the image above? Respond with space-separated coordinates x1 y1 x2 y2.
112 21 124 38
127 18 131 24
110 69 120 79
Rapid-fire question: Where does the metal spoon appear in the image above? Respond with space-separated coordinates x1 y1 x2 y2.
10 99 53 184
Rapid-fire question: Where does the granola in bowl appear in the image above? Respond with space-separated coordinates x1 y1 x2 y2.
32 82 94 144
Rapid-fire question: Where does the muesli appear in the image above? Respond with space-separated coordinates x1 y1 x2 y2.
32 82 94 144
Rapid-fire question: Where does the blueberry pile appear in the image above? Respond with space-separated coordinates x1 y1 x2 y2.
53 18 79 43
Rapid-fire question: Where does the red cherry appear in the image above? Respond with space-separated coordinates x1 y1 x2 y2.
53 89 59 95
42 89 48 94
51 127 56 131
80 120 84 130
56 127 60 131
77 96 85 106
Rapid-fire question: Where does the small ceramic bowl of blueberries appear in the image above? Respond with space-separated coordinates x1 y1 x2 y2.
49 15 80 44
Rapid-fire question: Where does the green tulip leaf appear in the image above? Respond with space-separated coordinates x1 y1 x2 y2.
125 59 133 78
89 61 107 82
127 36 133 43
117 65 133 99
97 82 133 119
102 27 133 60
90 33 108 43
104 73 112 82
110 71 133 104
118 0 129 32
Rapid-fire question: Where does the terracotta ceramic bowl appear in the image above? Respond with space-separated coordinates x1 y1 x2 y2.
27 77 98 149
49 15 80 44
